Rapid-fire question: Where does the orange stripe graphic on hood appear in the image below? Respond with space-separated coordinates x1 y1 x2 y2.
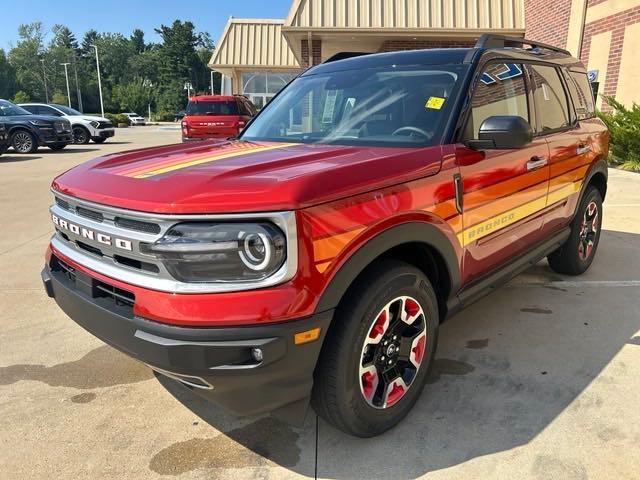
114 142 294 179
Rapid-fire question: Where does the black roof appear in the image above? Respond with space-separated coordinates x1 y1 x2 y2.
305 34 581 76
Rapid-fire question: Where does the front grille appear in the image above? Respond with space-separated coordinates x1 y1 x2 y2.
55 197 72 211
114 216 161 234
51 255 135 311
76 206 104 223
97 121 113 129
54 121 70 133
94 280 135 308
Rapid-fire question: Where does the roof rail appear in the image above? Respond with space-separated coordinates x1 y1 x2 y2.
322 52 370 64
475 34 571 56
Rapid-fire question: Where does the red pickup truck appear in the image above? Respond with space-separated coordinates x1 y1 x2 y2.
42 35 608 437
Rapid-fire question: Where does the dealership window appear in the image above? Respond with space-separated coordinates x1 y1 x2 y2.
529 65 571 131
465 63 528 139
241 71 297 110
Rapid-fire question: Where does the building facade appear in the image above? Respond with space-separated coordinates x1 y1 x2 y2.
525 0 640 109
209 0 640 109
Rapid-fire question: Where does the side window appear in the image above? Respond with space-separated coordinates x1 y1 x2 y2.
21 105 38 114
465 63 528 139
529 65 571 131
40 106 59 116
568 71 595 120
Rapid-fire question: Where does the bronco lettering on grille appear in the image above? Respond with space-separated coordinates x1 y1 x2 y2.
51 213 133 251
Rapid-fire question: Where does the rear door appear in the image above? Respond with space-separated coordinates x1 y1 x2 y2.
527 64 595 233
457 61 551 284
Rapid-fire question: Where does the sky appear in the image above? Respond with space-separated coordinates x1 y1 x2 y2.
0 0 292 51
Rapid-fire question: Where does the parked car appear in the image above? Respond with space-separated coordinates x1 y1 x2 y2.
181 95 256 141
174 110 185 122
123 112 146 126
19 103 115 144
0 99 72 153
42 35 608 437
0 123 8 155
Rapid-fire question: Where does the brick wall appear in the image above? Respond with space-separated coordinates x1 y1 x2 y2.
581 4 640 109
524 0 572 49
379 39 475 51
300 39 322 67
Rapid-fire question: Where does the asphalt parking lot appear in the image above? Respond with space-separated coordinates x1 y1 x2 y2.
1 126 639 479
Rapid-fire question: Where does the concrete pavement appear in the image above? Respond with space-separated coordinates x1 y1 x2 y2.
1 127 638 479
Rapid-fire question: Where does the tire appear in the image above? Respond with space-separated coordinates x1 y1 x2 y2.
548 186 603 275
312 259 439 437
11 130 37 154
72 126 90 144
92 137 106 144
48 143 67 151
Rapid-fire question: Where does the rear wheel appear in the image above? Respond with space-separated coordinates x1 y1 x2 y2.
548 186 603 275
312 260 438 437
72 126 90 144
11 130 37 153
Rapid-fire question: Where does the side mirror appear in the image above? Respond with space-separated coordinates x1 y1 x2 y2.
465 115 533 150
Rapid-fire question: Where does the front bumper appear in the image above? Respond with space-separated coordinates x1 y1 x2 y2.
42 258 332 420
37 128 73 145
93 129 115 139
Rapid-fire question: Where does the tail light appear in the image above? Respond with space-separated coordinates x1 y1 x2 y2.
181 120 189 136
238 121 246 128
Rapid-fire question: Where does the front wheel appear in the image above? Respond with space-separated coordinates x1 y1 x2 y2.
548 186 603 275
312 260 439 437
72 126 90 144
11 130 37 153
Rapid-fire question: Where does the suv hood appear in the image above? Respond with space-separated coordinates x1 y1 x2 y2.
52 140 443 213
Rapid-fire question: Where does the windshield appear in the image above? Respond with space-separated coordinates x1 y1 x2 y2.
0 100 31 116
186 100 238 116
53 104 82 115
241 65 466 146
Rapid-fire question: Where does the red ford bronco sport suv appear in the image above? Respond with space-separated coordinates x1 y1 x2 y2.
42 35 608 437
181 94 256 141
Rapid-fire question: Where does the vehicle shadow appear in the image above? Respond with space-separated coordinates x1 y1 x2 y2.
0 155 41 162
41 148 99 154
156 229 640 478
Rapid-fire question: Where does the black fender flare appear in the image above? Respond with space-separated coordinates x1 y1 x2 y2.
314 221 461 314
573 158 608 221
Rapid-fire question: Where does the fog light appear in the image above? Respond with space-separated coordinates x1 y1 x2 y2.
251 347 264 362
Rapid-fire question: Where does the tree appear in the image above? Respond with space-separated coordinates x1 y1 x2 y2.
0 49 17 98
130 29 146 54
8 22 46 101
112 78 154 113
12 90 30 103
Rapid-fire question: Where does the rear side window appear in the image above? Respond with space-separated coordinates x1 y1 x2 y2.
567 71 596 120
465 62 529 139
529 65 571 132
186 100 239 116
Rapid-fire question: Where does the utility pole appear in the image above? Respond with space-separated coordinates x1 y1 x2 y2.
210 70 214 95
40 59 49 103
89 44 104 117
72 54 83 112
60 62 71 107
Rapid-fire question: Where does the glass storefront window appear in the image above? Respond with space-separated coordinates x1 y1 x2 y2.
241 71 298 110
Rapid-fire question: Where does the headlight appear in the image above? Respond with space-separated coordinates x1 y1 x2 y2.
29 120 51 127
146 222 287 283
90 120 100 128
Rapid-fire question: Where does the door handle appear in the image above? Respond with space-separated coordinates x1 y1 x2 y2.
526 156 547 171
577 143 591 155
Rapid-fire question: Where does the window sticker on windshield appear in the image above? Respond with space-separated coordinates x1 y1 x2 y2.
425 96 445 110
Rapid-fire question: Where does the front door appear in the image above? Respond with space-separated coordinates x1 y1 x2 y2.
457 61 551 284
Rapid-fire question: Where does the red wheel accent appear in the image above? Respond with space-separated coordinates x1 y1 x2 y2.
578 201 599 261
358 296 427 409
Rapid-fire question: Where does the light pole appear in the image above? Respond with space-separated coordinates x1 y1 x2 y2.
143 78 153 122
210 70 214 95
184 81 192 100
40 59 49 103
60 62 71 107
89 44 104 117
72 54 83 112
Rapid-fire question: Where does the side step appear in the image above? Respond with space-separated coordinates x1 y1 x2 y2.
448 227 571 316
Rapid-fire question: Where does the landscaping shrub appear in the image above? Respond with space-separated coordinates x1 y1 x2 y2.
104 113 130 127
598 96 640 171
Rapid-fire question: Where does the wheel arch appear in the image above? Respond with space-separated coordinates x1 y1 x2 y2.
575 157 608 220
314 222 461 323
